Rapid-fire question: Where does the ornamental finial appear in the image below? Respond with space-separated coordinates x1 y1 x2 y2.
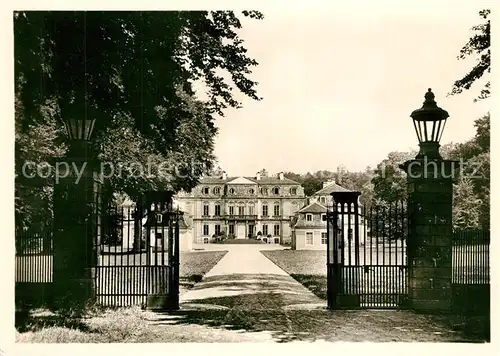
424 88 435 102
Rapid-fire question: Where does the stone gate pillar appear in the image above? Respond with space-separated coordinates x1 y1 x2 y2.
401 159 455 311
400 89 457 311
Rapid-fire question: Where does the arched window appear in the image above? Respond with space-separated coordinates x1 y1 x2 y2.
273 187 279 195
261 187 268 195
213 187 221 195
203 187 210 194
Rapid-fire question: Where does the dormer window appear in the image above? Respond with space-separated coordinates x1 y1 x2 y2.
203 187 209 194
320 197 326 204
306 214 313 222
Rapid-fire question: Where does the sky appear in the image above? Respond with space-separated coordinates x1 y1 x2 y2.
207 3 490 176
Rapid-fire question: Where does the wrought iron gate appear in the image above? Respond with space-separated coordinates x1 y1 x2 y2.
327 191 408 309
96 191 180 310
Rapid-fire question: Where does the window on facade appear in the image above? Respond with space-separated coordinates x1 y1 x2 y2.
273 224 280 236
262 205 268 216
261 187 268 195
203 204 209 216
290 187 297 195
322 214 327 221
321 232 327 244
213 187 220 195
156 213 163 224
229 188 235 195
238 206 245 216
273 204 280 217
228 224 235 235
249 224 254 236
215 224 221 235
249 188 255 194
249 205 255 215
306 214 313 222
203 224 209 236
229 206 234 215
262 224 268 235
203 187 209 194
306 232 314 245
320 197 326 204
215 204 221 216
273 187 279 195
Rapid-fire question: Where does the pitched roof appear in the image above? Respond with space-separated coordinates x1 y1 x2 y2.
298 201 327 214
198 176 300 185
226 177 258 185
198 177 230 184
245 176 300 185
312 182 351 196
293 221 325 229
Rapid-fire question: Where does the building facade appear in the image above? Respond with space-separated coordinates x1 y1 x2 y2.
291 180 366 250
175 172 307 244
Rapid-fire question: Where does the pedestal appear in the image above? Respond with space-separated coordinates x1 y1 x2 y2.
52 162 100 309
401 158 456 312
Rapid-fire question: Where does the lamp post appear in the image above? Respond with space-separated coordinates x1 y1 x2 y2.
400 88 455 312
410 88 449 160
53 117 101 309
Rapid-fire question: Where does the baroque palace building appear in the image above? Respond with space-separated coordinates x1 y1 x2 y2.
175 172 307 244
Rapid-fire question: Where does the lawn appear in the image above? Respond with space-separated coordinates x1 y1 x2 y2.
260 250 328 300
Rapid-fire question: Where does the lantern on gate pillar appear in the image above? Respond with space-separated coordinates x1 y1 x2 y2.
410 88 449 159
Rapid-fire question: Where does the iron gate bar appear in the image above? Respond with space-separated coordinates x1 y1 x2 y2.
327 196 409 309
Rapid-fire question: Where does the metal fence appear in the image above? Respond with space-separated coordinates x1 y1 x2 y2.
15 193 180 310
327 193 408 309
451 228 490 315
452 229 490 284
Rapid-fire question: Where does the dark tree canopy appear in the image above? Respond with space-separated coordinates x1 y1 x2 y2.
15 11 263 157
15 11 263 227
449 9 490 101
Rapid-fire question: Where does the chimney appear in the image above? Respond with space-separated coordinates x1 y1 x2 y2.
323 179 335 188
256 172 261 180
278 172 284 180
222 171 227 180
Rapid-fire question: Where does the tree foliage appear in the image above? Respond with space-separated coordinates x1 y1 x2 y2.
14 11 263 228
371 151 416 204
450 9 490 101
453 176 482 229
15 11 263 135
15 96 67 230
